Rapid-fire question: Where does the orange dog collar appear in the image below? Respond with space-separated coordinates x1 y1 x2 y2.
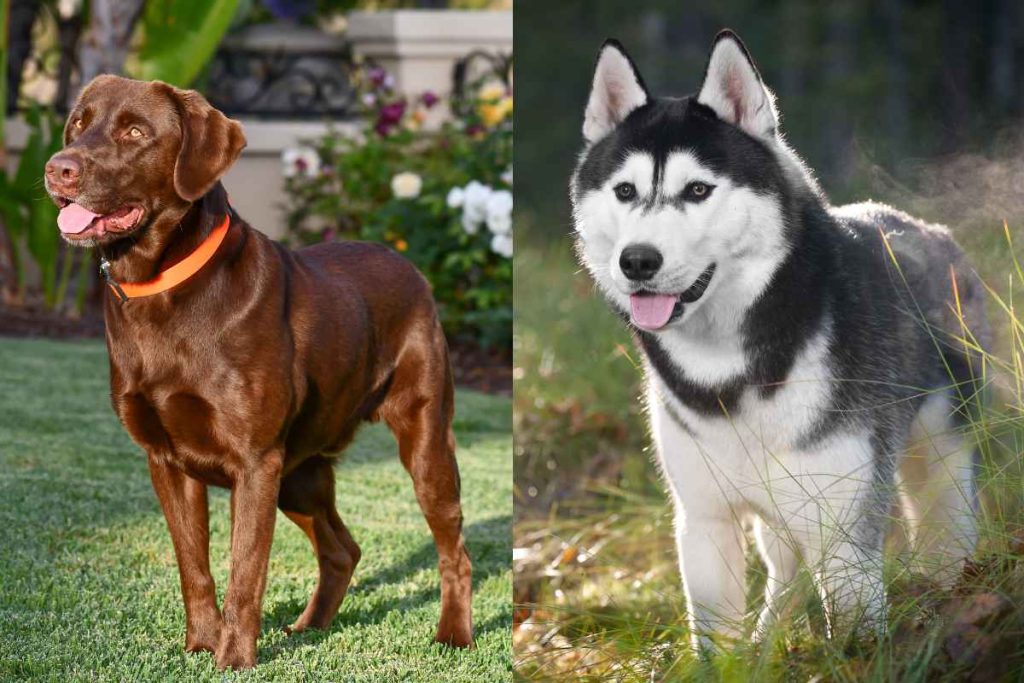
101 214 231 302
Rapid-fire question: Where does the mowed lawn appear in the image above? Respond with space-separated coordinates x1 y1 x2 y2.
0 338 511 682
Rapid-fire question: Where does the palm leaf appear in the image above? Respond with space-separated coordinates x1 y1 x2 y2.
130 0 240 87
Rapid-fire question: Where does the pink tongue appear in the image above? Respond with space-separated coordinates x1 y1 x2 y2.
630 293 678 331
57 203 101 234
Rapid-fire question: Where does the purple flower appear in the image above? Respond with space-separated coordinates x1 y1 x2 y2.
379 101 406 124
261 0 313 20
375 119 393 137
322 227 337 242
421 91 439 109
368 67 389 89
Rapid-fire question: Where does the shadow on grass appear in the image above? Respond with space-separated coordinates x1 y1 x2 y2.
261 514 512 661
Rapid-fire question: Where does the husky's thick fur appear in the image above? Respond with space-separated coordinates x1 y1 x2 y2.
571 30 990 650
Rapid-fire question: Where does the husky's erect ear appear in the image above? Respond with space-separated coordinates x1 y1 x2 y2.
697 30 778 139
583 39 649 143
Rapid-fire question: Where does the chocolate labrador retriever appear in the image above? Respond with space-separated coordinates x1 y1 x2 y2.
43 75 472 670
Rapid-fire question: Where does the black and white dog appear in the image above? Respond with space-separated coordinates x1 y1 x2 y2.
571 30 990 650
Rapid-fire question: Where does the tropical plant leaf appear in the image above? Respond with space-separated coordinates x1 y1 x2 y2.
14 107 64 307
131 0 240 87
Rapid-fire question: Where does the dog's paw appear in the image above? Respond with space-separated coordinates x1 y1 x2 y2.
434 622 474 649
214 629 257 671
284 614 334 635
185 618 223 655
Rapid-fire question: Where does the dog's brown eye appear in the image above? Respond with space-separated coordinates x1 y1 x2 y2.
683 181 714 202
614 182 637 202
73 118 83 130
129 127 144 138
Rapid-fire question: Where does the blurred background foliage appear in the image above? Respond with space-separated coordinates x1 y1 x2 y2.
518 0 1024 243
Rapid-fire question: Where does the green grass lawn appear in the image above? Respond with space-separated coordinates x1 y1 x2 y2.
0 338 511 682
513 224 1024 681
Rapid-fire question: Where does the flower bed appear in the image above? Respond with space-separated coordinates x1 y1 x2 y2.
281 63 513 350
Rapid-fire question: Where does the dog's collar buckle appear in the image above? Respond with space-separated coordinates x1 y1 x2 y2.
99 258 129 303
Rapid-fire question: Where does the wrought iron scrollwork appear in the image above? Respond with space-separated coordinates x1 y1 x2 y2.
203 27 359 119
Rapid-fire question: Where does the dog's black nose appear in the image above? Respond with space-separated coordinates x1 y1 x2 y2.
619 244 663 281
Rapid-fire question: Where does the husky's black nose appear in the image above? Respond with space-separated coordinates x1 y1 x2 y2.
620 244 663 281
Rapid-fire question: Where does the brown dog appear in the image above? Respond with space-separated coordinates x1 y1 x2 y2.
43 75 472 670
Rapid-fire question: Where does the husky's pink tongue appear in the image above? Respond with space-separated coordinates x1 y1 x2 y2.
57 203 101 234
629 293 678 331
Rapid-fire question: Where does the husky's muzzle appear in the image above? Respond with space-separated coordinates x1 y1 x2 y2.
629 263 716 330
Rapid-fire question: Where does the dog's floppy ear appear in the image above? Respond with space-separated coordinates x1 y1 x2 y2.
166 86 247 201
697 30 778 139
583 39 649 143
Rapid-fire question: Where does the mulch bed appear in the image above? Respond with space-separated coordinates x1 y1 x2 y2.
0 306 106 339
448 339 512 396
0 306 510 395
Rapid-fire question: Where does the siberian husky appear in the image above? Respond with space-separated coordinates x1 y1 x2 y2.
570 30 990 651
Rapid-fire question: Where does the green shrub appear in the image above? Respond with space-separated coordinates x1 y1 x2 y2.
281 63 513 349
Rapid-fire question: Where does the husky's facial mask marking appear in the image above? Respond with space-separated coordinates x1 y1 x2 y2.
572 35 790 333
570 29 990 655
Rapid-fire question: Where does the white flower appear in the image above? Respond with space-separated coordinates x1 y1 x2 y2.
391 171 422 199
462 213 481 235
501 166 513 186
446 187 465 209
486 213 512 235
362 92 377 107
462 180 493 225
57 0 81 19
318 12 348 34
485 190 513 235
490 233 513 258
282 146 320 179
383 73 396 90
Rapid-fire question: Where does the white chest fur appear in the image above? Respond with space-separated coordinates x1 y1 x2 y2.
645 323 874 522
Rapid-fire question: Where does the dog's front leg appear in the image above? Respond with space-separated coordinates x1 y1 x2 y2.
648 388 748 654
215 450 283 671
147 454 223 654
802 524 887 640
675 503 748 655
781 436 891 641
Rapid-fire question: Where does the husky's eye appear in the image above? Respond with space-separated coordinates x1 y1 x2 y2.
128 127 144 139
613 182 637 202
682 181 714 202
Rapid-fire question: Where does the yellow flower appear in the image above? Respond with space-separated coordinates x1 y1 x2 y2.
477 82 513 127
478 82 505 101
395 239 409 252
